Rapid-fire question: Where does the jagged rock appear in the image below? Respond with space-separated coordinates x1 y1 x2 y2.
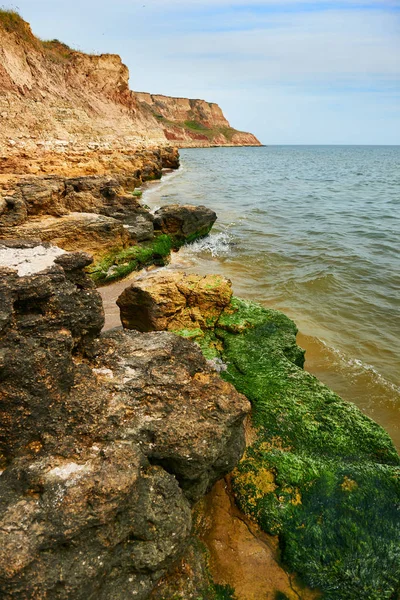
0 447 192 600
160 147 180 170
117 271 232 332
0 243 104 460
0 243 250 598
0 213 129 257
153 204 217 242
0 193 28 226
94 329 249 502
19 176 68 216
123 210 154 242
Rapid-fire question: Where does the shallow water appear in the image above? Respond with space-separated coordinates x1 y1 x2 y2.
142 146 400 449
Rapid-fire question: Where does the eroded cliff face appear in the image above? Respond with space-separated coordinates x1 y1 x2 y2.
0 13 260 154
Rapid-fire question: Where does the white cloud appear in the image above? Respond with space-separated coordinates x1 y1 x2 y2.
9 1 400 143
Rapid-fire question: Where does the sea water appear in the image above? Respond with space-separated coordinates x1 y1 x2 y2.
143 146 400 449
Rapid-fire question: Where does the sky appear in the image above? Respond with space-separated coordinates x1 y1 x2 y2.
7 0 400 144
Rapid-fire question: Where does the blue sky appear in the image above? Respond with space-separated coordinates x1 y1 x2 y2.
8 0 400 144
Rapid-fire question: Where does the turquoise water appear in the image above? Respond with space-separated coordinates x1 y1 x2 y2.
143 146 400 447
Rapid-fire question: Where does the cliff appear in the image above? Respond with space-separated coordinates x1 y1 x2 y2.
0 11 261 153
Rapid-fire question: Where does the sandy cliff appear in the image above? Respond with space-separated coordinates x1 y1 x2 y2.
0 13 260 153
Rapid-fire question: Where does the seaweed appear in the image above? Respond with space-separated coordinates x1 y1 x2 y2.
175 296 400 598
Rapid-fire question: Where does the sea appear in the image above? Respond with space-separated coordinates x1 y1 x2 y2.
142 145 400 450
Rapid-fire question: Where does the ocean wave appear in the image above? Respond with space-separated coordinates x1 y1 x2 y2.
183 231 234 258
319 339 400 396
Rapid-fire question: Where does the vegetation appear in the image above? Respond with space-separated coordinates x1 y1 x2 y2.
41 38 75 62
214 584 236 599
184 120 207 131
87 234 173 285
0 8 75 60
175 297 400 599
0 8 37 43
88 224 215 286
144 106 240 143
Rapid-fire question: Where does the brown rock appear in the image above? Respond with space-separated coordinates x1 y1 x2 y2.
0 213 129 257
153 204 217 241
117 271 233 332
0 243 250 598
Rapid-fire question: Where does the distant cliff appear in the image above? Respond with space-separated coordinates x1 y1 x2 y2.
0 11 261 153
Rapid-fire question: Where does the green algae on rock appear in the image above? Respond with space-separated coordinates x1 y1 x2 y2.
172 295 400 599
87 234 173 285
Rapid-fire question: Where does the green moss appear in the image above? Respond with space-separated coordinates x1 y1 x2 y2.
172 224 214 248
131 189 143 198
177 296 400 599
184 120 208 131
214 584 236 599
88 234 173 285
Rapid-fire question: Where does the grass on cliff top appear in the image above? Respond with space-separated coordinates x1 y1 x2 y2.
0 8 35 42
147 108 239 143
0 8 75 60
174 297 400 599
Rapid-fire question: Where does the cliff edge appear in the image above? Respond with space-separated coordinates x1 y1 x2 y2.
0 11 261 153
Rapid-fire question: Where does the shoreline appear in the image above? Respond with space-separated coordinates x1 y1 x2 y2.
135 153 400 451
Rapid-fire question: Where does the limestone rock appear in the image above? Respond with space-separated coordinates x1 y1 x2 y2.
153 204 217 242
95 329 250 502
117 271 232 332
160 146 180 170
0 192 28 227
0 243 250 598
0 213 129 257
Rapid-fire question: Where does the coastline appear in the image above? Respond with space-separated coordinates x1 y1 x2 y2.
138 147 400 451
1 146 399 599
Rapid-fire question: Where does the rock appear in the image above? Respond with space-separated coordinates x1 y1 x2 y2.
100 195 155 242
117 271 232 332
160 146 180 170
19 176 67 216
182 295 400 599
123 210 154 242
0 244 250 598
0 213 129 257
0 447 191 600
0 193 28 226
95 329 250 502
153 204 217 242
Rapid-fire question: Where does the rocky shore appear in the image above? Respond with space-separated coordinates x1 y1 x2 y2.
0 241 249 599
1 9 399 600
1 237 399 598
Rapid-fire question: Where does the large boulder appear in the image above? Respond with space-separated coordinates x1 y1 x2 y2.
117 271 232 333
0 213 129 257
0 243 249 598
160 147 180 170
153 204 216 242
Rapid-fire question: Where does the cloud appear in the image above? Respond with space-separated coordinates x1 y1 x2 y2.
8 0 400 143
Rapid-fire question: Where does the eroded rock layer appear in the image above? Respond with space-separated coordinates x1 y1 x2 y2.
0 242 250 599
0 13 260 153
